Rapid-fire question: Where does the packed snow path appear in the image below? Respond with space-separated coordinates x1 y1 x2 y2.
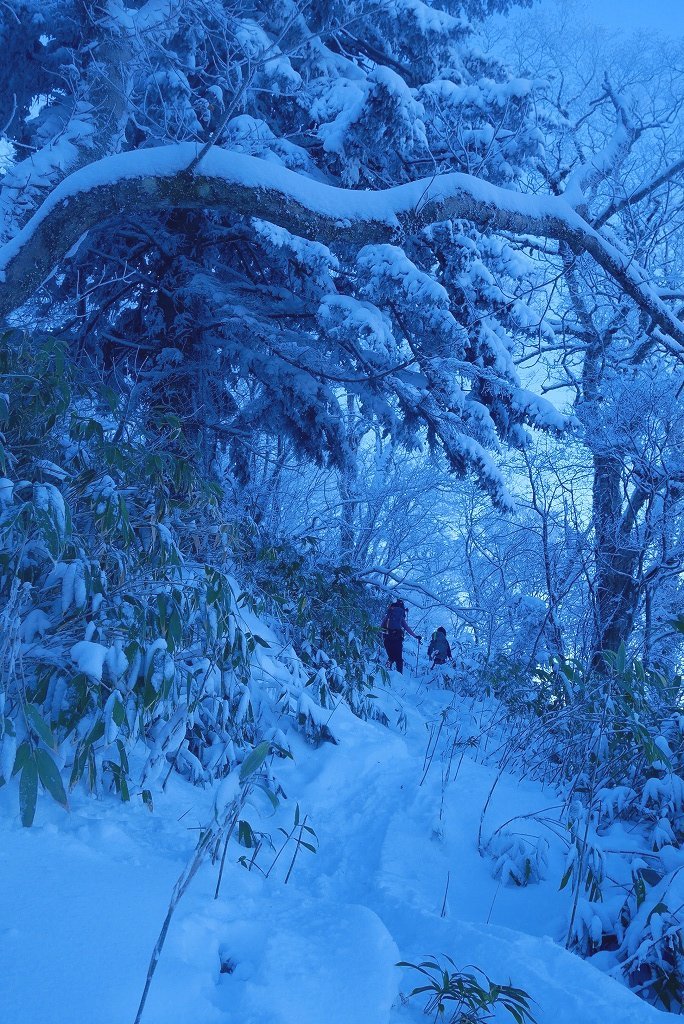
1 673 660 1023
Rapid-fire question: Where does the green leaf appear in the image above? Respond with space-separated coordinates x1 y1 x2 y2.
407 984 437 998
87 747 97 791
559 864 574 890
86 719 105 746
615 642 626 676
168 607 182 651
25 703 56 749
255 781 279 810
142 789 154 812
139 672 155 708
238 819 256 848
116 739 129 774
112 696 126 728
69 743 88 790
35 748 68 809
20 757 38 827
12 740 31 777
239 741 270 783
156 593 167 630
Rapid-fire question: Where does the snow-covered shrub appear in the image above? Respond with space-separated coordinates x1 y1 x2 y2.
0 333 354 823
487 829 549 887
224 523 387 721
616 863 684 1011
560 799 610 953
456 639 684 1009
515 650 684 1006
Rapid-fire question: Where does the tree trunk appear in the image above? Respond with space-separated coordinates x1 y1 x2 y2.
590 452 640 669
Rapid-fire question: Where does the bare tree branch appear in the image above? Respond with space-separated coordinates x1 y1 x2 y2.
593 155 684 230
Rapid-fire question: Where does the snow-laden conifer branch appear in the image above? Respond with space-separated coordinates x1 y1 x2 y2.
1 142 683 348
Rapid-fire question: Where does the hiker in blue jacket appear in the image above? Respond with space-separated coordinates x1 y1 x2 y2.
428 626 453 667
380 599 421 673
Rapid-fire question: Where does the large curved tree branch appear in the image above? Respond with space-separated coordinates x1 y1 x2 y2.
1 143 683 348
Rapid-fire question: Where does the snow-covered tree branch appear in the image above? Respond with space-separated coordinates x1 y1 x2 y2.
1 143 684 348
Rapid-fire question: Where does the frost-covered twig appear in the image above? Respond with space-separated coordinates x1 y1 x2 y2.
133 825 215 1024
133 745 271 1024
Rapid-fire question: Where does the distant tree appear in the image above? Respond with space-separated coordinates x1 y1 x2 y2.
489 9 684 665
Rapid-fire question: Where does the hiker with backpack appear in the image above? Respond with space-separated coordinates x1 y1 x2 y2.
428 626 453 667
380 598 421 674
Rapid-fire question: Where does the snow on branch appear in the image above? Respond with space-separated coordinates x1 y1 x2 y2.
562 76 636 212
0 142 683 348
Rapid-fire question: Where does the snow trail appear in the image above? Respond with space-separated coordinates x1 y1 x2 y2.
0 670 663 1023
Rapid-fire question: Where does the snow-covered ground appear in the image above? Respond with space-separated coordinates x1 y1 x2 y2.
1 671 659 1024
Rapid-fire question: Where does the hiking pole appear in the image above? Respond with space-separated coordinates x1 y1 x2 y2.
415 639 421 676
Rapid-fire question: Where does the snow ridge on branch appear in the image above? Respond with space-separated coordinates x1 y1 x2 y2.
0 142 683 349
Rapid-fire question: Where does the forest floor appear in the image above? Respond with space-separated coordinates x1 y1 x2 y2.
0 669 660 1023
